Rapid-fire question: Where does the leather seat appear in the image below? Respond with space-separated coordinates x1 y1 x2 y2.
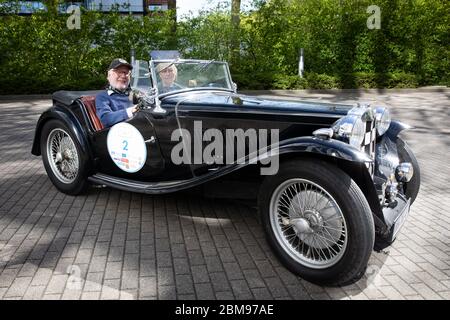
80 96 104 131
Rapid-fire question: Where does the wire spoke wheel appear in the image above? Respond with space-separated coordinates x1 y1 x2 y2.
46 128 79 184
270 178 348 269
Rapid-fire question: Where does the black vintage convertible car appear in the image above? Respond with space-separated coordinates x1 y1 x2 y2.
32 53 420 286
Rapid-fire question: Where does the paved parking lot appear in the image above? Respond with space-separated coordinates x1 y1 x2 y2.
0 88 449 300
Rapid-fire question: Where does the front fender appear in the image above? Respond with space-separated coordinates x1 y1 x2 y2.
256 136 386 232
385 120 412 140
31 105 91 158
265 136 373 164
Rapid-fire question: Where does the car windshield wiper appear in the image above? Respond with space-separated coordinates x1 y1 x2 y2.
195 60 215 72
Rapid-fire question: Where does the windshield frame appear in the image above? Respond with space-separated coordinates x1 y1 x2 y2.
149 59 235 98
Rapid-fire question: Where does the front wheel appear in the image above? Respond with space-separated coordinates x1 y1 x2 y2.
40 119 89 195
258 160 375 286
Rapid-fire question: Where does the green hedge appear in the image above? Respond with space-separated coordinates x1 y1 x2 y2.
0 3 176 94
0 0 448 94
233 71 422 90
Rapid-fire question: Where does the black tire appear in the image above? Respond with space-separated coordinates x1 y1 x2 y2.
397 138 421 204
258 159 374 286
40 119 89 195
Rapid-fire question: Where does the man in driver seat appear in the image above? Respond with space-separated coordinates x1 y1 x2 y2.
96 58 138 127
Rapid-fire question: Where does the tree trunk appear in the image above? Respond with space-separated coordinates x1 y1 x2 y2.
230 0 241 66
167 0 178 49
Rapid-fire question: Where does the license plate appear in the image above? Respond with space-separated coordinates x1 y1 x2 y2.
392 198 411 239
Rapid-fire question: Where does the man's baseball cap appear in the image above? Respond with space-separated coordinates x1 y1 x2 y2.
108 58 133 71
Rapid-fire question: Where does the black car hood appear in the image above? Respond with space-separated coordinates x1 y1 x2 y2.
161 91 352 118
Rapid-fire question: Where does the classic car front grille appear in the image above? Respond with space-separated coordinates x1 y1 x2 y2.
363 120 376 176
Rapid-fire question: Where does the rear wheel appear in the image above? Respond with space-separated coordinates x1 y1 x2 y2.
40 119 89 195
258 159 374 286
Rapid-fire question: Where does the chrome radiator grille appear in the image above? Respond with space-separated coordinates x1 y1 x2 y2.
363 120 376 176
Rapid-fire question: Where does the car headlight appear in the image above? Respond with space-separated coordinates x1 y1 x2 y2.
332 115 365 148
374 106 391 136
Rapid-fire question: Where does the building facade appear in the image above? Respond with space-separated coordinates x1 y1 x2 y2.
5 0 176 15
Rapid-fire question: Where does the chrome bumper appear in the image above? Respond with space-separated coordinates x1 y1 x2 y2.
383 194 411 243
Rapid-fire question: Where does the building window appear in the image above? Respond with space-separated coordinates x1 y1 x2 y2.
148 4 168 11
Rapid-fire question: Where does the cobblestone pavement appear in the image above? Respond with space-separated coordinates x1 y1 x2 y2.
0 89 449 300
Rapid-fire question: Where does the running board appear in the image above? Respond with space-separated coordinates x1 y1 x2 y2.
88 165 241 194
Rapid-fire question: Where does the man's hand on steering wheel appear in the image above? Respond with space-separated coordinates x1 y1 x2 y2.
132 88 157 111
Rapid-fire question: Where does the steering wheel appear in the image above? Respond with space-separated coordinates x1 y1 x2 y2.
132 89 156 110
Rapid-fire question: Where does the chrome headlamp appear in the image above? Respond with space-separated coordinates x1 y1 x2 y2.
374 106 391 136
332 115 365 148
348 103 375 121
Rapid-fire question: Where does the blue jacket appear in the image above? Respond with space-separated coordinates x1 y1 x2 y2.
95 90 133 127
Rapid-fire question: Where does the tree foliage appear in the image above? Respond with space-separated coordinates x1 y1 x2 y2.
230 0 449 88
0 1 176 93
0 0 448 93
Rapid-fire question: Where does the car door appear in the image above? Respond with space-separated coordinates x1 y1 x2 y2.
174 92 278 176
91 110 165 180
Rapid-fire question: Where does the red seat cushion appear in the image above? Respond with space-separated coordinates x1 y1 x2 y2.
81 96 104 131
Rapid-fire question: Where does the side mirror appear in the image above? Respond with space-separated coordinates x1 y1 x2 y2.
232 82 238 93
